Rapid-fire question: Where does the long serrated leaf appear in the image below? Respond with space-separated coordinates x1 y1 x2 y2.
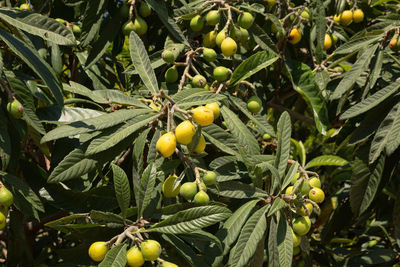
202 124 237 155
0 28 64 105
229 51 279 86
274 112 291 178
331 44 378 100
340 82 400 120
267 198 287 217
370 102 400 162
268 214 279 267
140 163 157 218
129 31 159 95
221 106 260 155
277 212 293 267
209 181 268 199
111 164 131 219
149 206 231 234
42 109 152 143
305 155 348 169
229 205 268 267
99 244 127 267
312 0 326 63
282 161 299 190
334 35 382 54
177 93 226 109
0 8 76 45
80 0 107 47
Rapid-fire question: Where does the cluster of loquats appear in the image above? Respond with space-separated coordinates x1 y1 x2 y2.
0 184 13 230
121 1 152 36
88 238 178 266
284 173 325 260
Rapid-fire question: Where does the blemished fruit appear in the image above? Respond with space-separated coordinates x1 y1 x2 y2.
175 120 196 145
188 134 206 154
309 177 321 188
192 75 207 88
0 185 13 207
156 132 176 157
20 3 31 10
309 187 325 203
192 106 214 126
162 261 178 267
203 48 217 62
247 96 262 113
231 27 242 42
237 12 254 29
263 133 271 140
164 67 178 83
213 66 230 82
88 242 109 262
162 175 181 198
194 191 210 205
293 246 301 255
7 99 23 119
0 212 5 230
292 216 311 236
221 37 237 57
205 102 220 119
216 31 226 47
139 2 152 17
126 246 145 267
340 10 353 26
132 17 148 35
190 15 204 32
292 228 301 247
203 31 218 48
288 28 302 44
205 10 220 26
162 50 175 64
180 182 198 200
141 240 162 261
324 34 332 50
297 203 313 216
352 9 364 23
390 37 399 51
203 171 217 185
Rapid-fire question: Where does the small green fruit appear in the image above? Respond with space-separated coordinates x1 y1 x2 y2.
203 30 218 48
165 67 178 83
140 240 161 261
203 171 217 185
293 246 301 255
55 18 66 25
194 191 210 205
190 15 204 32
203 48 217 62
247 96 262 113
213 66 230 82
162 175 181 198
263 133 271 140
162 50 175 64
179 182 198 200
7 99 23 119
0 212 5 230
309 177 321 188
139 2 152 17
20 3 31 10
192 74 207 88
132 17 148 35
237 12 254 29
299 180 310 196
72 25 81 36
205 10 220 26
292 216 311 236
0 186 13 207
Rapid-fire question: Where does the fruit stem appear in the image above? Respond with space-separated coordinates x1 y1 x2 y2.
175 148 202 188
304 198 320 213
178 51 195 92
0 77 14 101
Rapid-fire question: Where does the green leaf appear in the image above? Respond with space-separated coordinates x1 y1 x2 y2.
47 148 99 183
80 0 107 47
202 124 237 155
111 164 131 219
209 181 268 199
274 112 291 178
85 114 159 155
367 47 384 94
286 60 329 134
221 106 260 155
268 214 279 266
334 35 382 54
99 244 127 267
140 163 157 218
129 31 159 95
0 28 64 105
267 198 287 217
148 206 231 234
350 155 385 216
229 51 279 86
331 44 378 100
311 0 326 63
146 0 189 46
305 155 349 169
281 161 299 191
90 90 149 108
229 205 268 267
177 93 227 109
0 110 10 170
277 212 293 267
370 102 400 162
340 82 400 120
0 8 76 45
42 109 153 143
251 23 279 54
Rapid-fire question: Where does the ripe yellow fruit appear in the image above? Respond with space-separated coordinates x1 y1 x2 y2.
126 246 145 267
205 102 220 119
216 30 226 47
141 240 162 261
156 132 176 157
162 175 181 198
285 186 294 195
175 120 196 145
324 34 332 50
203 31 218 48
221 37 237 57
292 216 311 236
162 261 178 267
333 14 341 23
352 9 364 23
192 106 214 126
340 10 353 26
188 134 206 154
20 3 31 10
88 242 108 262
309 187 325 203
309 177 321 188
288 28 302 44
297 203 313 216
